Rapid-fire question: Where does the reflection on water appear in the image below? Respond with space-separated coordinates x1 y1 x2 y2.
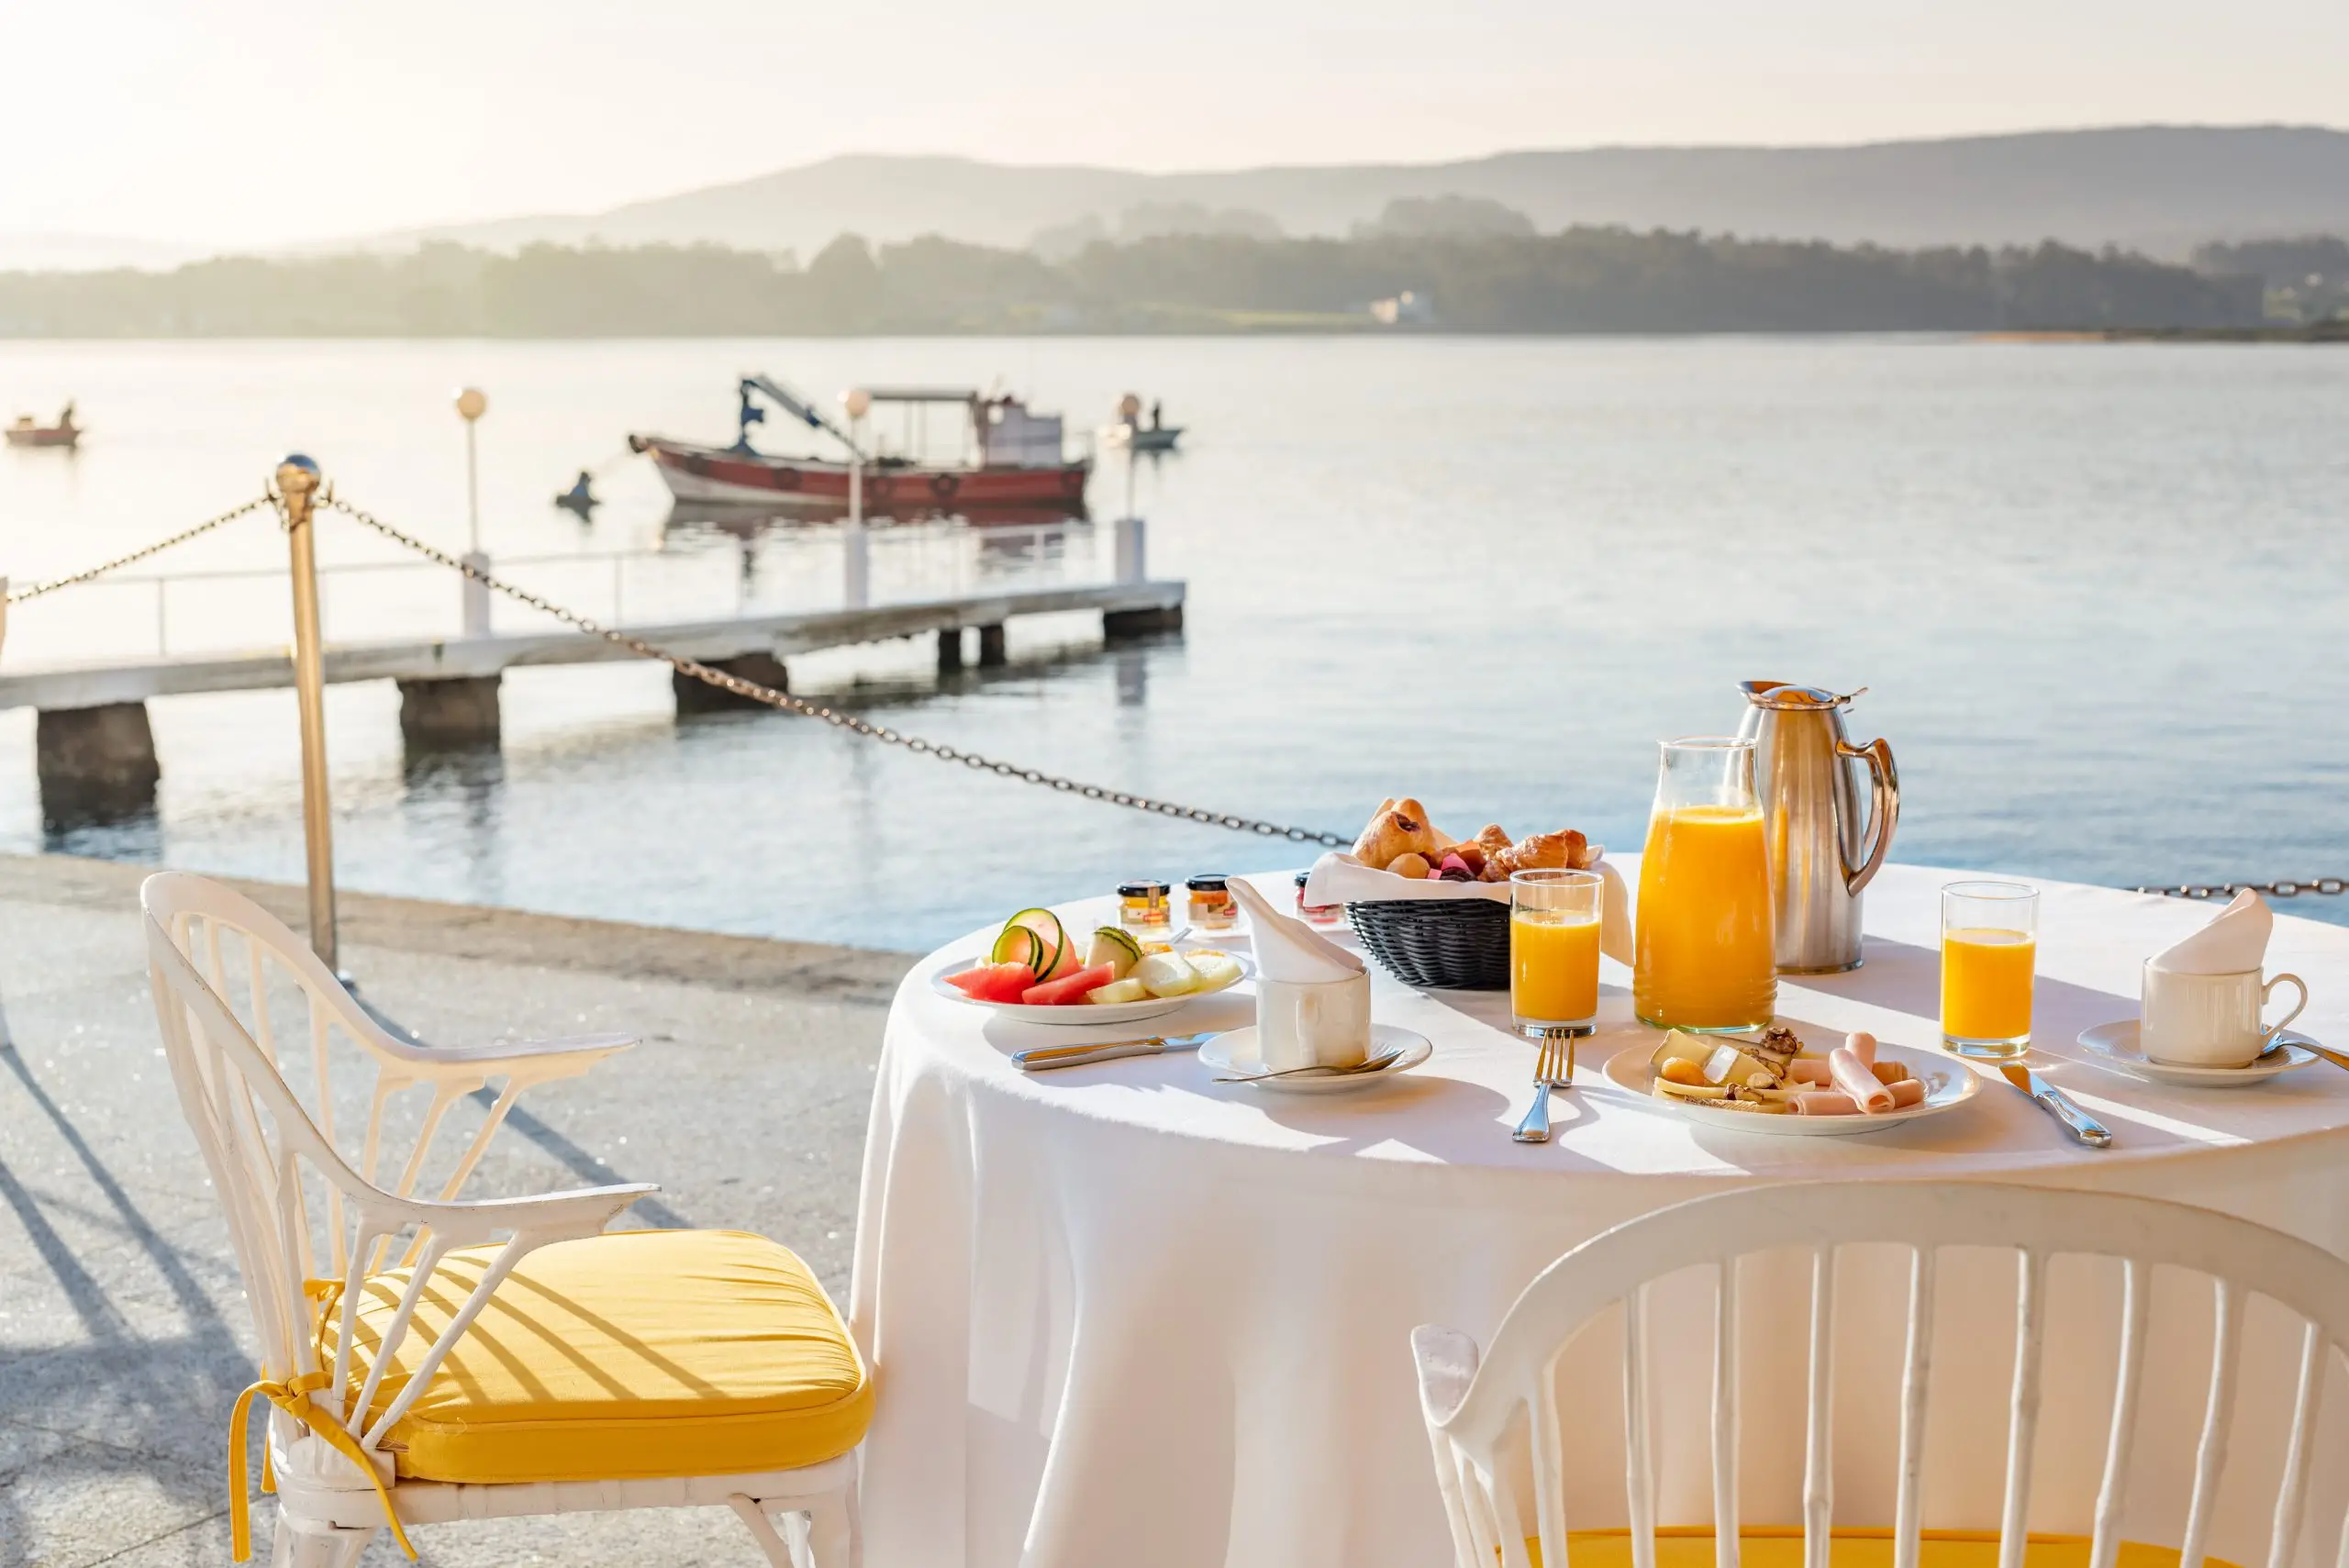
663 496 1092 532
0 336 2343 950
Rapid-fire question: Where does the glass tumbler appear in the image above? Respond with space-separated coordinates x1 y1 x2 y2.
1511 869 1603 1039
1941 881 2038 1058
1632 738 1777 1032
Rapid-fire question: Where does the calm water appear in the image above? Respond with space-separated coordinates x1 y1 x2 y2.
0 336 2343 950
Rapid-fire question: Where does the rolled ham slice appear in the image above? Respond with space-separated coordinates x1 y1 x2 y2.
1793 1079 1925 1117
1845 1030 1878 1068
1830 1046 1897 1113
1787 1059 1833 1085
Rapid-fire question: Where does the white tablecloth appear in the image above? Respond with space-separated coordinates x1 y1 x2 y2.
850 864 2349 1568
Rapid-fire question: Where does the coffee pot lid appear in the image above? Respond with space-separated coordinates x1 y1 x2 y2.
1740 680 1864 710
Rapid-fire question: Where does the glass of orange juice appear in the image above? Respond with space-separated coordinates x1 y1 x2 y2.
1633 737 1776 1032
1942 881 2037 1058
1511 869 1603 1038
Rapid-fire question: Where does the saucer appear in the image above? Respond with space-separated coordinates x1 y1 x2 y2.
2076 1019 2321 1086
1199 1024 1431 1093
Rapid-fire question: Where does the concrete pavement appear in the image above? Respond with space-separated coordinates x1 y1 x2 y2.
0 852 911 1567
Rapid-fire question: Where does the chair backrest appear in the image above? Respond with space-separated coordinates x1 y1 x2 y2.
1420 1182 2349 1568
142 873 555 1389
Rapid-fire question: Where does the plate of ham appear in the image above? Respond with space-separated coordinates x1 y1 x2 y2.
1602 1026 1977 1136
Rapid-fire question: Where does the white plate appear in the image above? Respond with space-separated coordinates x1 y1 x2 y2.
2076 1019 2322 1086
1601 1042 1978 1135
930 946 1254 1026
1199 1024 1431 1093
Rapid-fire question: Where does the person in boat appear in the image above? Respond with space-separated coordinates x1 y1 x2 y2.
56 401 75 430
556 469 598 514
1149 399 1163 431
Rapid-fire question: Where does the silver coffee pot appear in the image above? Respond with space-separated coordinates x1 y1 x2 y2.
1735 681 1899 973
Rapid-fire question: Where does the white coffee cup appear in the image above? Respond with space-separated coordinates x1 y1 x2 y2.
2140 961 2309 1068
1256 972 1372 1073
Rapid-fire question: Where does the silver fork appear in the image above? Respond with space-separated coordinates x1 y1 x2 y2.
1512 1031 1578 1144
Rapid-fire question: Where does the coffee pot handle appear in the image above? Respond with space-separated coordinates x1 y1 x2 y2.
1835 737 1900 895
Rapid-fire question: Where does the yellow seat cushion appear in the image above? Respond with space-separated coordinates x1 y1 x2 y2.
315 1229 871 1485
1524 1530 2238 1568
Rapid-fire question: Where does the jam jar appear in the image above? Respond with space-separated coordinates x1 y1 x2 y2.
1186 874 1238 932
1118 880 1172 938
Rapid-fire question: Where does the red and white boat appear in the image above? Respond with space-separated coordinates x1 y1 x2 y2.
629 375 1089 516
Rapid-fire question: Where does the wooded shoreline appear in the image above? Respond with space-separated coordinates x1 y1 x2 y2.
0 228 2291 338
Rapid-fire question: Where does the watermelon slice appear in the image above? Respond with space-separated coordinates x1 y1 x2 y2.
1020 962 1115 1006
946 962 1037 1005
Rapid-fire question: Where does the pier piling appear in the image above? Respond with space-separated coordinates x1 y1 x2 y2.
1103 603 1183 639
398 674 503 749
937 628 965 672
976 624 1007 666
35 702 160 824
674 651 789 715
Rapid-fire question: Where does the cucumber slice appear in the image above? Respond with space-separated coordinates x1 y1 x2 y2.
1085 925 1144 979
1004 908 1070 981
989 925 1044 970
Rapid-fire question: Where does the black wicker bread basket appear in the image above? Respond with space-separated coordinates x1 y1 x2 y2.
1347 895 1510 989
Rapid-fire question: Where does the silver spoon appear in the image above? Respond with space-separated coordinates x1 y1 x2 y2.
1216 1049 1403 1084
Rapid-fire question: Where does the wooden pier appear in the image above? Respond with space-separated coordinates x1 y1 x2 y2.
10 576 1185 821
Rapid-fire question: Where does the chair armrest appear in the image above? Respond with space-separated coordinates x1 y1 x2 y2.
412 1032 637 1072
1413 1323 1481 1425
368 1180 659 1249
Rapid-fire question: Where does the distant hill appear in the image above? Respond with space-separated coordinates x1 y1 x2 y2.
386 126 2349 261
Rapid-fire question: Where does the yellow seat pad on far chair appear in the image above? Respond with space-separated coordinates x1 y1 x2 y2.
1527 1529 2238 1568
316 1229 872 1485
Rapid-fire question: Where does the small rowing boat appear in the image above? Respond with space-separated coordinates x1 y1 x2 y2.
6 403 79 450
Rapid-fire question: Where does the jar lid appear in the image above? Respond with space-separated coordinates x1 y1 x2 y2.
1118 881 1168 896
1186 874 1229 892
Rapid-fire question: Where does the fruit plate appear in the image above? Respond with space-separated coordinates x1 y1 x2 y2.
929 946 1255 1026
1600 1043 1978 1136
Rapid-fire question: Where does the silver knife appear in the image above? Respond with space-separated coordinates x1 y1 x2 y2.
1998 1062 2113 1149
1013 1031 1216 1073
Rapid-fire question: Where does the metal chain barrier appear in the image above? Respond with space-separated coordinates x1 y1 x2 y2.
323 494 1349 847
5 494 274 603
2135 876 2349 900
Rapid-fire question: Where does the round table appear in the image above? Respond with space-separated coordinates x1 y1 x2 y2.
849 864 2349 1568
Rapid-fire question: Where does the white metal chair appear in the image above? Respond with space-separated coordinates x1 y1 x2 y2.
142 871 867 1567
1416 1182 2349 1568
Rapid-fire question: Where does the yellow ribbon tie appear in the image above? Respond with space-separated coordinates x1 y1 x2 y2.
228 1371 415 1562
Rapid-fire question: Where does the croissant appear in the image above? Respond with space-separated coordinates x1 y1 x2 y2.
1490 829 1589 879
1470 824 1515 881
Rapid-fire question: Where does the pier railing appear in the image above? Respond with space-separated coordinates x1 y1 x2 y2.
1 519 1108 666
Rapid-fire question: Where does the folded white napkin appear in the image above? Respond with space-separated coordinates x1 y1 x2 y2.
1230 876 1364 984
1301 851 1636 965
2150 887 2272 974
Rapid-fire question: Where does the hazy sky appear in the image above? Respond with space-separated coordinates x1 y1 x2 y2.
6 0 2345 248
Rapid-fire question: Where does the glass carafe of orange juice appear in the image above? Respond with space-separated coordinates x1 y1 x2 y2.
1633 738 1777 1031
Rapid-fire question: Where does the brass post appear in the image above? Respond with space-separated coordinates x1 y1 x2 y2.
276 454 338 971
